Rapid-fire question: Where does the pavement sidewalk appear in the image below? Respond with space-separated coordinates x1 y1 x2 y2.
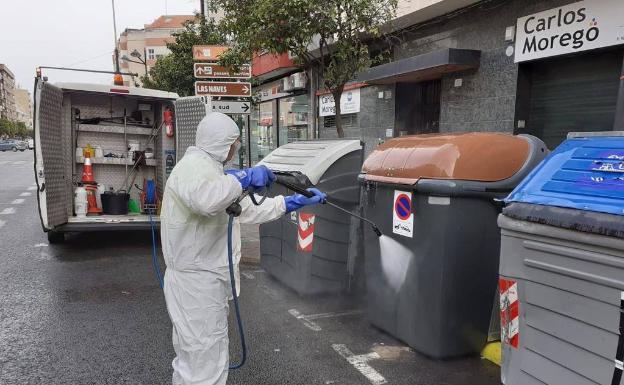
240 223 261 264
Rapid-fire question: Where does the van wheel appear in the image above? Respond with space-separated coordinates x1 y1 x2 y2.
47 231 65 244
12 146 17 152
19 149 25 152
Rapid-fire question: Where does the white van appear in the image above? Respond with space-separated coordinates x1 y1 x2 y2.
34 77 212 243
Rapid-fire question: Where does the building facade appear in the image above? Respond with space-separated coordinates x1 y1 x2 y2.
232 0 624 165
319 0 624 153
14 89 33 129
0 64 17 121
117 15 194 86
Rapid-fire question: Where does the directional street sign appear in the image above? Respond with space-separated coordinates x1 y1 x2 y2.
195 81 252 97
194 63 251 79
193 45 229 61
210 100 251 114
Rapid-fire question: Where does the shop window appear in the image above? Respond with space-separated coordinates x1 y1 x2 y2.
279 95 309 145
250 101 277 164
323 114 357 129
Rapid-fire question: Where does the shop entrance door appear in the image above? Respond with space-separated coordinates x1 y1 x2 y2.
395 80 441 136
520 48 623 149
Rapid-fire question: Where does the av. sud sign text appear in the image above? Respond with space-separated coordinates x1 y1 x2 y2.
515 0 624 63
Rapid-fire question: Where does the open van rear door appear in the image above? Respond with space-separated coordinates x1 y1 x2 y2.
174 96 207 160
34 79 69 231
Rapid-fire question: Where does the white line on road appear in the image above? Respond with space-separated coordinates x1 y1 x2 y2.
0 161 8 165
13 161 27 165
27 186 37 191
241 271 255 280
11 199 24 204
0 220 5 229
19 192 31 197
34 243 49 247
288 309 363 331
1 207 16 215
332 344 387 385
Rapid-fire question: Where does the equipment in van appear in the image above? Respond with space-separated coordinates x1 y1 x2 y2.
101 189 130 215
85 185 102 215
81 157 96 184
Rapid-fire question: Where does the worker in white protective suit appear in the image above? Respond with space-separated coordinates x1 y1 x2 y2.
161 112 326 385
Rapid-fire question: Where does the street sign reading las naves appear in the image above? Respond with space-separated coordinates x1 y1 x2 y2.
194 63 251 79
195 81 252 97
193 45 229 61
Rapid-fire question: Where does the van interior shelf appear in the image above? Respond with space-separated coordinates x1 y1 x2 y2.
77 124 155 136
76 156 157 167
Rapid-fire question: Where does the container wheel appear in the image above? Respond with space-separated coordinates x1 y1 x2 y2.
47 231 65 244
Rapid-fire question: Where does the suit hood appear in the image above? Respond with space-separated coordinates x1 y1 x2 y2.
194 112 240 162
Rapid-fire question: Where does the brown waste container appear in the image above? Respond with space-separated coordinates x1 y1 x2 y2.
358 132 547 358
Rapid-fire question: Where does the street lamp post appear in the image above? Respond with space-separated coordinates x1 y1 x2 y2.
121 49 148 78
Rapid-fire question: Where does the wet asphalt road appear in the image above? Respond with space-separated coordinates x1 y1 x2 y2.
0 150 501 384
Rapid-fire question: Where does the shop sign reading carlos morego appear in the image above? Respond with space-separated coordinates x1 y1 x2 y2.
514 0 624 63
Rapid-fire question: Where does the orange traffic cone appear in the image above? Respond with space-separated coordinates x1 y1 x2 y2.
85 185 102 215
82 157 96 184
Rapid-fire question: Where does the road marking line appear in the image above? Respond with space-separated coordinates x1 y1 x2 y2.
0 220 5 229
332 344 387 385
27 186 37 191
241 271 255 280
34 243 49 247
20 192 31 197
13 161 26 165
0 207 16 215
288 309 362 331
0 161 8 165
251 269 266 273
11 199 24 204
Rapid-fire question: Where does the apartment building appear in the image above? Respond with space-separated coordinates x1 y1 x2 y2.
0 64 17 121
14 89 33 129
117 15 194 86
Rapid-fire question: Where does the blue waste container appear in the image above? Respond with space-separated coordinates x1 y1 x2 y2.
499 132 624 385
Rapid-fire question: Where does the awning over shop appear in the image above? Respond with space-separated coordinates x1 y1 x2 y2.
358 48 481 84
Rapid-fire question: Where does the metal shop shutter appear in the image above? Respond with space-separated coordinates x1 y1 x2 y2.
526 48 623 149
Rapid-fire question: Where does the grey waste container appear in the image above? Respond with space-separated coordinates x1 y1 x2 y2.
258 140 363 295
359 132 547 358
499 132 624 385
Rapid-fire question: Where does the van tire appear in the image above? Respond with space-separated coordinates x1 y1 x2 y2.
47 231 65 244
12 146 17 152
19 149 25 152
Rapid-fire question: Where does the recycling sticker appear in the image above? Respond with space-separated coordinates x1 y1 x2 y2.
393 190 414 238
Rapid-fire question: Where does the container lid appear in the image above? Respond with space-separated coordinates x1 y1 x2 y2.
258 140 362 184
506 134 624 216
361 133 530 185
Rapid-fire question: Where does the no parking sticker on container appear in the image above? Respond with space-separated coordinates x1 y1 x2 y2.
393 191 413 238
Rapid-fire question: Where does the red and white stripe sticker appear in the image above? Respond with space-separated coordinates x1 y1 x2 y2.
499 278 520 349
297 213 315 252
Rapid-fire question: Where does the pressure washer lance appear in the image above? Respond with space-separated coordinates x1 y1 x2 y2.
273 174 383 237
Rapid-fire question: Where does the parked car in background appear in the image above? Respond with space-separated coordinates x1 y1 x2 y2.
0 139 27 152
27 138 34 149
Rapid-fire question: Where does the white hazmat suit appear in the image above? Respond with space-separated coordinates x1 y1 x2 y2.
161 112 286 385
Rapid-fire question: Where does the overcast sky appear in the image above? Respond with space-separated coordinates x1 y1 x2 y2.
1 0 200 93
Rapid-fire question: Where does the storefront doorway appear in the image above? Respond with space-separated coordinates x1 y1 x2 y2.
395 80 441 136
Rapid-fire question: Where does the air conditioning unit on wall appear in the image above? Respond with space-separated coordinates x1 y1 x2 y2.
291 72 307 89
282 77 293 91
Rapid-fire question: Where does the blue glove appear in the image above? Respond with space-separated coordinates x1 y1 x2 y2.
226 165 276 190
284 188 327 213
